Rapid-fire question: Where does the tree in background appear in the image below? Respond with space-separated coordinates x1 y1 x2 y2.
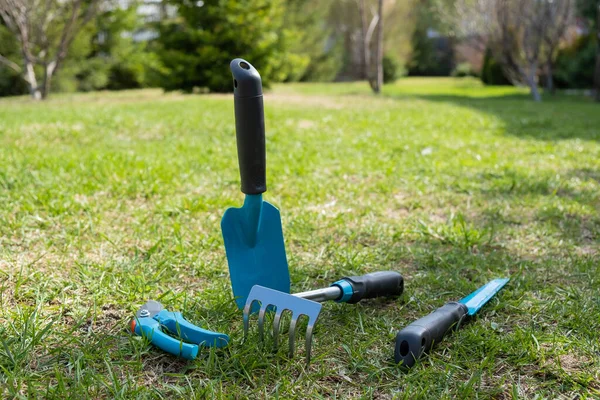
586 0 600 101
552 31 595 91
0 2 164 97
408 0 454 76
541 0 575 93
0 0 101 99
490 0 548 101
358 0 384 93
557 0 600 99
480 47 511 85
373 0 384 92
91 4 164 91
0 20 29 96
281 0 338 82
154 0 292 93
0 0 417 97
328 0 414 88
596 1 600 101
50 19 104 92
327 0 363 80
447 0 574 101
382 0 416 72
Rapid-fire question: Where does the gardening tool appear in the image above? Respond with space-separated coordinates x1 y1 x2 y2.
394 278 509 368
221 58 290 309
130 300 229 360
243 271 404 362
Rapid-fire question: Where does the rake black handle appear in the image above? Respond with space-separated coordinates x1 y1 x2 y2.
335 271 404 304
394 302 468 368
230 58 266 195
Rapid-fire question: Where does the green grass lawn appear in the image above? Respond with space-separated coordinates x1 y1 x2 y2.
0 77 599 399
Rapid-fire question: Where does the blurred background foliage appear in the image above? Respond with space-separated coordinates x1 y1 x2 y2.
0 0 598 96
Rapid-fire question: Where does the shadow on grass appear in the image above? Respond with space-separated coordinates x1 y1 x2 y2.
360 89 600 247
381 91 600 142
570 168 600 184
441 168 599 251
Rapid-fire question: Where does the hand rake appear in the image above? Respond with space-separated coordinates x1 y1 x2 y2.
243 271 404 363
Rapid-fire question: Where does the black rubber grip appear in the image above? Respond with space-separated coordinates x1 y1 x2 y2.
343 271 404 304
394 302 468 368
230 58 266 195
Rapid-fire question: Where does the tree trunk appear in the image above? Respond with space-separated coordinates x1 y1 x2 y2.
41 62 57 100
24 59 42 100
364 13 379 90
526 62 541 102
373 0 384 94
595 3 600 102
359 0 381 91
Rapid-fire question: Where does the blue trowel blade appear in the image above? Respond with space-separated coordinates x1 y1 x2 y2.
222 195 290 309
459 278 509 316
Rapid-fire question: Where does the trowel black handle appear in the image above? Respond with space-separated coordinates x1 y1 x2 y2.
336 271 404 304
230 58 266 195
394 302 468 368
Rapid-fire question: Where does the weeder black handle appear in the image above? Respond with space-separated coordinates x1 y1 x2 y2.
336 271 404 304
394 302 468 368
230 58 266 195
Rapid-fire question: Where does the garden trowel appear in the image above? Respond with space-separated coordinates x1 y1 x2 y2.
221 58 290 309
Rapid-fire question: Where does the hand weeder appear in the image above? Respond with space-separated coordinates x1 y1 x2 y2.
394 278 509 368
130 300 229 359
243 271 404 363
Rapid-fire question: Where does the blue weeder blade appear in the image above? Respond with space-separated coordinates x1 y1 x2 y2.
459 278 509 316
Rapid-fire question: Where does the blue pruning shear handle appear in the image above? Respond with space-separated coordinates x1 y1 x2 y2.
130 300 229 360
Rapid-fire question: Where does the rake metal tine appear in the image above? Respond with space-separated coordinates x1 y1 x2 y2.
272 310 284 350
305 318 316 364
288 316 298 358
257 303 269 342
242 299 254 340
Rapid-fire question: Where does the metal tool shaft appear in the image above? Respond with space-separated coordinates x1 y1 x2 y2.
293 286 342 303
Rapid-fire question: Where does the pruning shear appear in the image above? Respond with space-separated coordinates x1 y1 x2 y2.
130 300 229 360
